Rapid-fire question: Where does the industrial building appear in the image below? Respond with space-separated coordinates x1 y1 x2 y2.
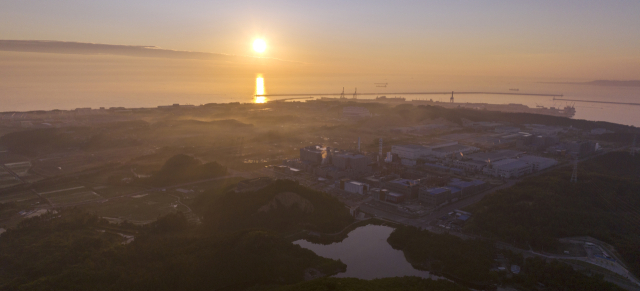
483 159 532 178
420 187 451 206
295 145 372 178
391 144 427 160
386 192 405 203
391 142 478 163
332 153 372 173
516 135 559 151
447 179 488 197
467 150 523 163
452 159 487 172
568 141 597 156
422 163 465 175
518 155 558 171
370 188 389 201
428 143 479 158
343 181 369 195
300 145 325 165
384 178 420 199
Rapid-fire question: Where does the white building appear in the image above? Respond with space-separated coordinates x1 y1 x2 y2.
483 159 532 178
344 181 369 195
518 155 558 171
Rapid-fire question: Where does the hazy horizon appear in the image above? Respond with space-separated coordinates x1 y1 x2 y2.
1 1 639 124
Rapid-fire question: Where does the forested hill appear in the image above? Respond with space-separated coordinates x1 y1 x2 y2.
466 152 640 278
203 179 354 234
0 209 346 290
0 179 359 290
142 154 227 186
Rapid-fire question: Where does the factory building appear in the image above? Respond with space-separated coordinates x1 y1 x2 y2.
452 159 487 172
297 145 372 177
419 187 451 206
391 142 477 162
427 143 479 158
483 159 532 178
342 106 371 118
518 155 558 171
300 145 325 165
443 186 462 200
386 192 405 203
567 141 597 156
384 178 420 199
516 135 559 151
370 188 389 201
466 150 523 163
391 144 428 160
332 153 372 173
315 165 348 179
343 181 369 195
447 179 488 197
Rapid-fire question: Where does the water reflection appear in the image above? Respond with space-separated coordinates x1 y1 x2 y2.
294 225 438 280
254 75 267 103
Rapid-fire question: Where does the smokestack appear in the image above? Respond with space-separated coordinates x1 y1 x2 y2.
358 137 361 152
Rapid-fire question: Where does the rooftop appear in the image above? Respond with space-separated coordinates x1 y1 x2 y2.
444 186 461 193
427 187 450 195
393 144 426 150
492 159 530 171
431 144 471 152
467 150 523 162
518 155 558 163
389 178 418 186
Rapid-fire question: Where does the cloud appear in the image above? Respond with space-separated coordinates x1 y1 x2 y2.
0 40 302 64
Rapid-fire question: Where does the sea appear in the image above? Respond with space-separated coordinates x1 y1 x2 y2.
2 75 639 127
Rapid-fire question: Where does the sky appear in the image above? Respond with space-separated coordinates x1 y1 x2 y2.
2 1 640 78
1 1 640 110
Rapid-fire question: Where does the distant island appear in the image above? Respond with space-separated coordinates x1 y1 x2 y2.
543 80 640 87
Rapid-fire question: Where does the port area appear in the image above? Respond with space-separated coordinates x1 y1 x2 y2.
314 97 576 118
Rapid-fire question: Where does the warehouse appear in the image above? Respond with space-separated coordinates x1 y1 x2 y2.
483 159 532 178
518 155 558 171
344 181 369 195
419 187 451 206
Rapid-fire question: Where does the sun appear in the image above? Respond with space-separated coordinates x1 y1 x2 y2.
253 39 267 53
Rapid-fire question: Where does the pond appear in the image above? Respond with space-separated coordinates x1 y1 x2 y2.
294 224 441 280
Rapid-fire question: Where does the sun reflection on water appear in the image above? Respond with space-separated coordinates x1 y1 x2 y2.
254 75 267 103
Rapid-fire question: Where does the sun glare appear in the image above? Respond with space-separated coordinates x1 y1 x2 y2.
253 39 267 53
254 75 266 103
